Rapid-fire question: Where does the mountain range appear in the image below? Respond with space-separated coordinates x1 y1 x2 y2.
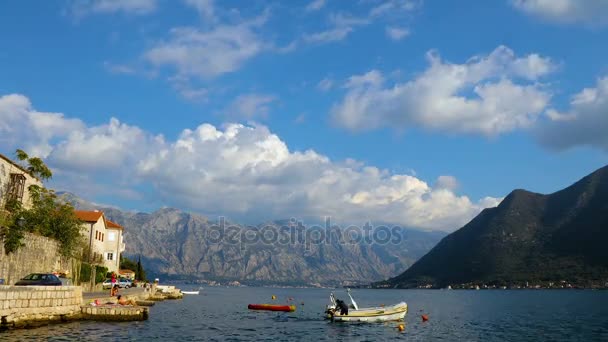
59 192 444 286
380 165 608 288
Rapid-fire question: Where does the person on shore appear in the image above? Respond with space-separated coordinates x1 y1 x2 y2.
110 284 119 297
117 295 137 306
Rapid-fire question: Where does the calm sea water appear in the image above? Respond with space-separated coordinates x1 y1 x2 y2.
2 287 607 341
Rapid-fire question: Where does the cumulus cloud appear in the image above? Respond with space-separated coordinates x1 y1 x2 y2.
0 93 162 175
331 45 556 136
137 123 500 230
69 0 157 17
0 94 84 157
536 76 608 151
0 93 500 231
511 0 608 25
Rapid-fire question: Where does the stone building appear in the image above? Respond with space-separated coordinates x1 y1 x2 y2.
0 153 43 210
74 210 126 273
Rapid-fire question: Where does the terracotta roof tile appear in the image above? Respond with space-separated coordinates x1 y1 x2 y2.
74 210 103 223
106 219 124 230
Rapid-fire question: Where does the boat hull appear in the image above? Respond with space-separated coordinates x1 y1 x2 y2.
248 304 296 312
182 291 199 295
327 302 407 323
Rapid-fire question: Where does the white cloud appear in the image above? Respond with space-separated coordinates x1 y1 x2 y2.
0 93 501 231
138 123 501 230
385 26 410 40
370 0 419 18
331 45 556 136
306 0 326 12
69 0 157 17
222 94 277 120
0 94 84 157
511 0 608 25
304 13 370 44
317 77 334 92
0 93 162 174
184 0 216 21
103 61 136 75
145 12 269 80
536 76 608 151
169 75 209 101
49 118 162 172
435 175 459 191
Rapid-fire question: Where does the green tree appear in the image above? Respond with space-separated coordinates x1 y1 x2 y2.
136 255 147 281
15 149 52 181
2 149 83 256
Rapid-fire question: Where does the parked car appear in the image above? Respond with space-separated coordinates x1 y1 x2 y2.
102 277 132 289
15 273 62 286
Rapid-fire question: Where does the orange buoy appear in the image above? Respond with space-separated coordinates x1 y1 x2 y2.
398 324 405 331
421 314 429 322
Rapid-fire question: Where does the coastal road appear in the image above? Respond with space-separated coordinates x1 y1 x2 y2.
83 287 146 300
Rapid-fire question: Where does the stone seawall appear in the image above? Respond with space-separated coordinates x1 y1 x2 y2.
0 232 75 285
0 285 83 328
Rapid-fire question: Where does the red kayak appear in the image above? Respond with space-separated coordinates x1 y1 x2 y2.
248 304 296 312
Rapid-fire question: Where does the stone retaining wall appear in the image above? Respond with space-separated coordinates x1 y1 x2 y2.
0 232 75 285
0 285 83 328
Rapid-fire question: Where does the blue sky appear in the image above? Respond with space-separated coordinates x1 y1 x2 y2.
1 0 607 231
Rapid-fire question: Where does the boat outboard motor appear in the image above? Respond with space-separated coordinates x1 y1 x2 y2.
335 299 349 315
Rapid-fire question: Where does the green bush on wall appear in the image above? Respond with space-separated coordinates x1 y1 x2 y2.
79 263 108 284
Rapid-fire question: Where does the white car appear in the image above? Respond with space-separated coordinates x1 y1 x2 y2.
102 278 132 289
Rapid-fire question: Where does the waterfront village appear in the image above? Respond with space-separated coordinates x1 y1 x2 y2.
1 151 607 330
0 152 184 329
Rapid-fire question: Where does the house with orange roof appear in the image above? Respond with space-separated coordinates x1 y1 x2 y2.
74 210 126 273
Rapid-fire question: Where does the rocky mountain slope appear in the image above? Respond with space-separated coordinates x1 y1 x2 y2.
60 193 444 286
380 165 608 288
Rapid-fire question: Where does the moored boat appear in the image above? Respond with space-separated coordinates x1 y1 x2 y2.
182 291 200 295
324 289 407 323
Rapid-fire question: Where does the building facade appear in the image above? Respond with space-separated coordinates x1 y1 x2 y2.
74 211 126 274
0 153 43 210
104 220 126 273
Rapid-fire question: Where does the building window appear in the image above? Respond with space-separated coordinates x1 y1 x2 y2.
108 232 116 241
102 233 104 242
107 252 113 261
5 173 26 209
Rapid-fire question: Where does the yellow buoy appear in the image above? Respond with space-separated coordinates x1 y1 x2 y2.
271 295 276 300
398 324 405 332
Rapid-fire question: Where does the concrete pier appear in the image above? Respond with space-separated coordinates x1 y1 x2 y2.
1 284 183 330
81 305 149 321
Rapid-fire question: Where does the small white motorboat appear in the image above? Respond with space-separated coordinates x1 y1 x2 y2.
182 287 202 295
182 290 199 295
324 289 407 323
